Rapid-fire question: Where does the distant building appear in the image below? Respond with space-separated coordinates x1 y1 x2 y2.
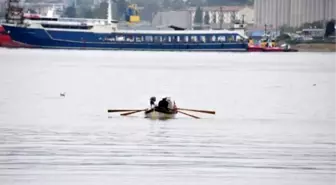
0 2 5 15
0 0 6 13
152 6 254 30
254 0 336 28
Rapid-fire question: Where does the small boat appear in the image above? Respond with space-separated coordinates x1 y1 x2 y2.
247 37 298 52
107 97 214 120
144 107 177 120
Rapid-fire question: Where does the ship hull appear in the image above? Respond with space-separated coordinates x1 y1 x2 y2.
2 24 248 51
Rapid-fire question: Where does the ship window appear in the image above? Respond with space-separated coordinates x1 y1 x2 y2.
191 36 198 42
135 36 142 42
104 35 115 42
200 36 206 43
145 35 153 42
161 36 171 42
218 36 226 42
27 17 58 21
171 36 176 42
174 36 179 42
41 24 93 30
154 36 161 42
126 35 134 42
227 35 234 42
184 36 189 42
205 35 212 42
236 35 243 41
211 35 217 42
116 35 125 41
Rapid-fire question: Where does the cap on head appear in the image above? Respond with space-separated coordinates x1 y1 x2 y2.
150 96 156 102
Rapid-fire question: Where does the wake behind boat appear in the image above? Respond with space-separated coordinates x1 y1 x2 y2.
2 0 249 51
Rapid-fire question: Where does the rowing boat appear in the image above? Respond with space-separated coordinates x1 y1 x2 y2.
144 107 177 120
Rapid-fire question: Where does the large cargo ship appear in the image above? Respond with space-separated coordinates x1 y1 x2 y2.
1 0 249 52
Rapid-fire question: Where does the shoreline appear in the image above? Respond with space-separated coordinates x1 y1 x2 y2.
292 43 336 52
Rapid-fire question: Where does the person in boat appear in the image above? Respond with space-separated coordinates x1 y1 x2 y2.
150 96 156 108
271 39 276 47
157 97 177 113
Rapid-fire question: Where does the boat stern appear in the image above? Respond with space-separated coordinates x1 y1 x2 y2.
144 110 176 120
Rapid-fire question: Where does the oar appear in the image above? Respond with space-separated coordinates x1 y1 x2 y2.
178 108 215 114
178 110 200 119
108 109 144 113
120 109 147 116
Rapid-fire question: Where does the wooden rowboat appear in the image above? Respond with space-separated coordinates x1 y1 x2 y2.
144 107 177 120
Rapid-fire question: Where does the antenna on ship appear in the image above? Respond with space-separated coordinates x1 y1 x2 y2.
107 0 112 24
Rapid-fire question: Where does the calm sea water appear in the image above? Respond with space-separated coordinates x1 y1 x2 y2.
0 49 335 185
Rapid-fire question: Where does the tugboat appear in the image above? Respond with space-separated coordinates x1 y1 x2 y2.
247 37 298 52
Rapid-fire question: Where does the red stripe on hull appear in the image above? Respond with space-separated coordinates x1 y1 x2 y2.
0 25 23 48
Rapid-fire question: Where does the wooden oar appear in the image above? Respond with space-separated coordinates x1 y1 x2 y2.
178 108 215 114
120 109 147 116
108 109 144 113
178 110 200 119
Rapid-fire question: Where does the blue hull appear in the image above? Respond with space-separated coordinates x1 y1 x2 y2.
2 25 248 52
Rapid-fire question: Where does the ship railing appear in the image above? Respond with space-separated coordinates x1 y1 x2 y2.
25 19 113 26
58 18 114 25
102 33 247 44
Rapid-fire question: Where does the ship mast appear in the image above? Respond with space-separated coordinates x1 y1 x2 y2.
5 0 24 24
107 0 112 24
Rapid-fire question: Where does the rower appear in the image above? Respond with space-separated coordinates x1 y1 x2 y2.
167 98 177 112
157 97 177 113
166 97 173 110
150 96 156 108
158 97 169 110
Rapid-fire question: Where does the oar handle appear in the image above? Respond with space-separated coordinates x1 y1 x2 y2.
178 108 215 114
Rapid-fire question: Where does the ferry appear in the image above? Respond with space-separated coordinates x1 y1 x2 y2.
1 0 249 52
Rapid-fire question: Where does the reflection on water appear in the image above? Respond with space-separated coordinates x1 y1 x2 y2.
0 49 335 185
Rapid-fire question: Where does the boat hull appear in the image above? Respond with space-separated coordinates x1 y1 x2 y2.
144 109 177 120
2 24 248 52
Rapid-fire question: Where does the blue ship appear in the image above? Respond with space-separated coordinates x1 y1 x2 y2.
2 0 249 52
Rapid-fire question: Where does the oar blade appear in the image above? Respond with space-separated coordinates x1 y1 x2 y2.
178 108 215 114
178 110 200 119
108 109 143 113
